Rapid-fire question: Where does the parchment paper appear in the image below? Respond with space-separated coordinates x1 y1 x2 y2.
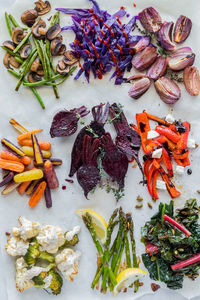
0 0 200 300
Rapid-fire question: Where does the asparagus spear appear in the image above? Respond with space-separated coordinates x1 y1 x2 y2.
124 214 131 268
114 236 125 277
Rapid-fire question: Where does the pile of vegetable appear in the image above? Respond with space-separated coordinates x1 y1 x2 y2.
0 119 62 208
5 216 81 294
141 199 200 289
128 7 199 102
131 111 196 200
3 0 77 109
50 103 144 200
80 208 147 295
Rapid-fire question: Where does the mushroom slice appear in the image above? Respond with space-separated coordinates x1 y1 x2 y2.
64 50 79 65
20 44 32 59
46 24 61 41
56 60 70 75
36 66 44 76
32 19 46 39
30 56 40 72
3 41 16 51
3 52 11 69
28 72 42 83
35 0 51 16
50 39 66 56
21 9 38 27
12 27 25 44
10 56 21 68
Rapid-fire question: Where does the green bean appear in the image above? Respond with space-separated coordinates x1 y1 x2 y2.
1 46 24 63
15 51 38 91
33 37 48 80
5 12 13 36
8 69 45 109
50 12 60 26
23 74 62 87
13 30 32 53
46 66 77 86
8 14 20 28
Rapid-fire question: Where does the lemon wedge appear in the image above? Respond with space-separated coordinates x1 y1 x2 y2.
113 268 147 296
75 209 107 244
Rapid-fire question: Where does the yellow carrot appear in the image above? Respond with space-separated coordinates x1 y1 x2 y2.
29 181 46 208
14 169 44 183
9 119 28 134
0 159 24 173
21 146 52 159
18 139 51 150
26 180 39 195
18 181 32 195
17 129 42 141
0 150 31 165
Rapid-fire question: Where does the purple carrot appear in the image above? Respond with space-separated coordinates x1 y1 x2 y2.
44 183 52 208
0 172 14 187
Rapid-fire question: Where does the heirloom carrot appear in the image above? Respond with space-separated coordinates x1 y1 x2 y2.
29 181 46 207
18 139 51 150
14 169 43 183
20 146 52 159
0 159 24 172
17 129 43 141
0 150 31 165
17 181 32 195
9 118 28 134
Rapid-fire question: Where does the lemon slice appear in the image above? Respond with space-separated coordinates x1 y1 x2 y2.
113 268 147 296
75 209 107 244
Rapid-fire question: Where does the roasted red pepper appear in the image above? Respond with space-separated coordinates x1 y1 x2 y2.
162 147 173 177
164 214 191 236
152 169 159 199
158 166 180 198
145 112 170 126
155 126 181 143
177 121 190 150
147 163 155 196
144 159 152 178
136 112 151 154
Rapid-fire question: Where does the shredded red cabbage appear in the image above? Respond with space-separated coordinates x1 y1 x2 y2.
56 0 143 84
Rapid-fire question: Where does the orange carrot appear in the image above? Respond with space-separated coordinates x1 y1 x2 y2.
0 150 31 165
0 159 24 172
18 181 32 195
18 139 51 150
29 181 46 207
17 129 42 141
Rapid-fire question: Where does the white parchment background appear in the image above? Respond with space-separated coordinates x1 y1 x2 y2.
0 0 200 300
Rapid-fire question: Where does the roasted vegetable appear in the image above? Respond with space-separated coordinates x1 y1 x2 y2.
44 160 59 189
24 238 40 265
48 269 63 295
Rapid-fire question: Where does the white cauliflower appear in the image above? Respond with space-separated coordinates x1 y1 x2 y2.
15 258 46 292
5 236 29 257
12 216 40 241
55 248 81 282
36 225 65 253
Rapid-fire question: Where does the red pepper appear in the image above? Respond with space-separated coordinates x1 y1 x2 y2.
155 126 181 143
173 151 189 160
146 242 159 256
162 147 173 177
158 166 180 198
169 124 178 133
171 253 200 271
177 122 190 150
164 214 191 236
147 163 155 196
136 112 151 154
145 112 170 126
182 156 190 167
175 158 184 167
144 159 152 178
131 124 139 133
152 169 159 199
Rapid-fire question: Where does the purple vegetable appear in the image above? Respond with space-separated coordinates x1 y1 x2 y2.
101 132 128 188
132 36 150 53
146 56 167 80
56 0 143 84
77 135 100 198
44 183 52 208
50 106 90 138
158 21 176 51
174 15 192 44
0 172 14 187
138 7 162 33
167 47 195 71
132 45 158 71
69 103 109 177
128 76 151 99
154 76 181 104
109 103 144 183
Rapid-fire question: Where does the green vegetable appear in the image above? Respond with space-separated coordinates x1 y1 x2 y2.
8 14 21 28
33 271 47 287
48 269 63 295
5 12 12 36
60 234 79 250
38 251 55 263
24 238 40 265
13 30 32 54
1 46 23 63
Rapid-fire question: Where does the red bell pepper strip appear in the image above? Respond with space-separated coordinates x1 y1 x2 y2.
152 169 159 199
145 112 170 126
174 159 184 167
145 242 159 256
131 124 139 133
164 214 191 237
171 253 200 271
173 151 189 160
158 166 180 198
155 126 181 143
177 122 190 150
145 141 160 154
182 156 190 167
147 163 155 196
169 124 178 133
136 112 151 154
162 148 173 178
144 159 152 178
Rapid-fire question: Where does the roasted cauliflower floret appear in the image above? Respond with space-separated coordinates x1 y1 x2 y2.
36 225 65 253
12 216 40 241
5 236 29 256
55 248 81 282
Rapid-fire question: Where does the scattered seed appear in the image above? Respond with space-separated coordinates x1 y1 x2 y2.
5 232 10 236
139 282 144 286
151 283 160 292
148 202 153 209
197 190 200 194
123 288 127 293
135 203 143 209
137 195 143 202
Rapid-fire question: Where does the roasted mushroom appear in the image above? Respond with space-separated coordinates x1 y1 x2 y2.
3 52 20 69
36 65 44 76
56 60 70 75
30 56 40 72
50 39 66 56
10 56 21 68
21 9 38 27
46 24 61 41
32 19 47 39
20 44 32 59
28 72 42 83
35 0 51 15
12 27 26 44
63 51 78 66
3 41 16 51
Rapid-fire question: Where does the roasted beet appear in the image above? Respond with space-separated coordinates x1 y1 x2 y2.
77 135 101 198
101 132 128 188
69 103 109 177
109 103 144 183
50 106 90 138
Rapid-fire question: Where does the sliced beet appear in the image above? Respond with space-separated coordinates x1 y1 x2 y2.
77 135 100 198
101 132 128 188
